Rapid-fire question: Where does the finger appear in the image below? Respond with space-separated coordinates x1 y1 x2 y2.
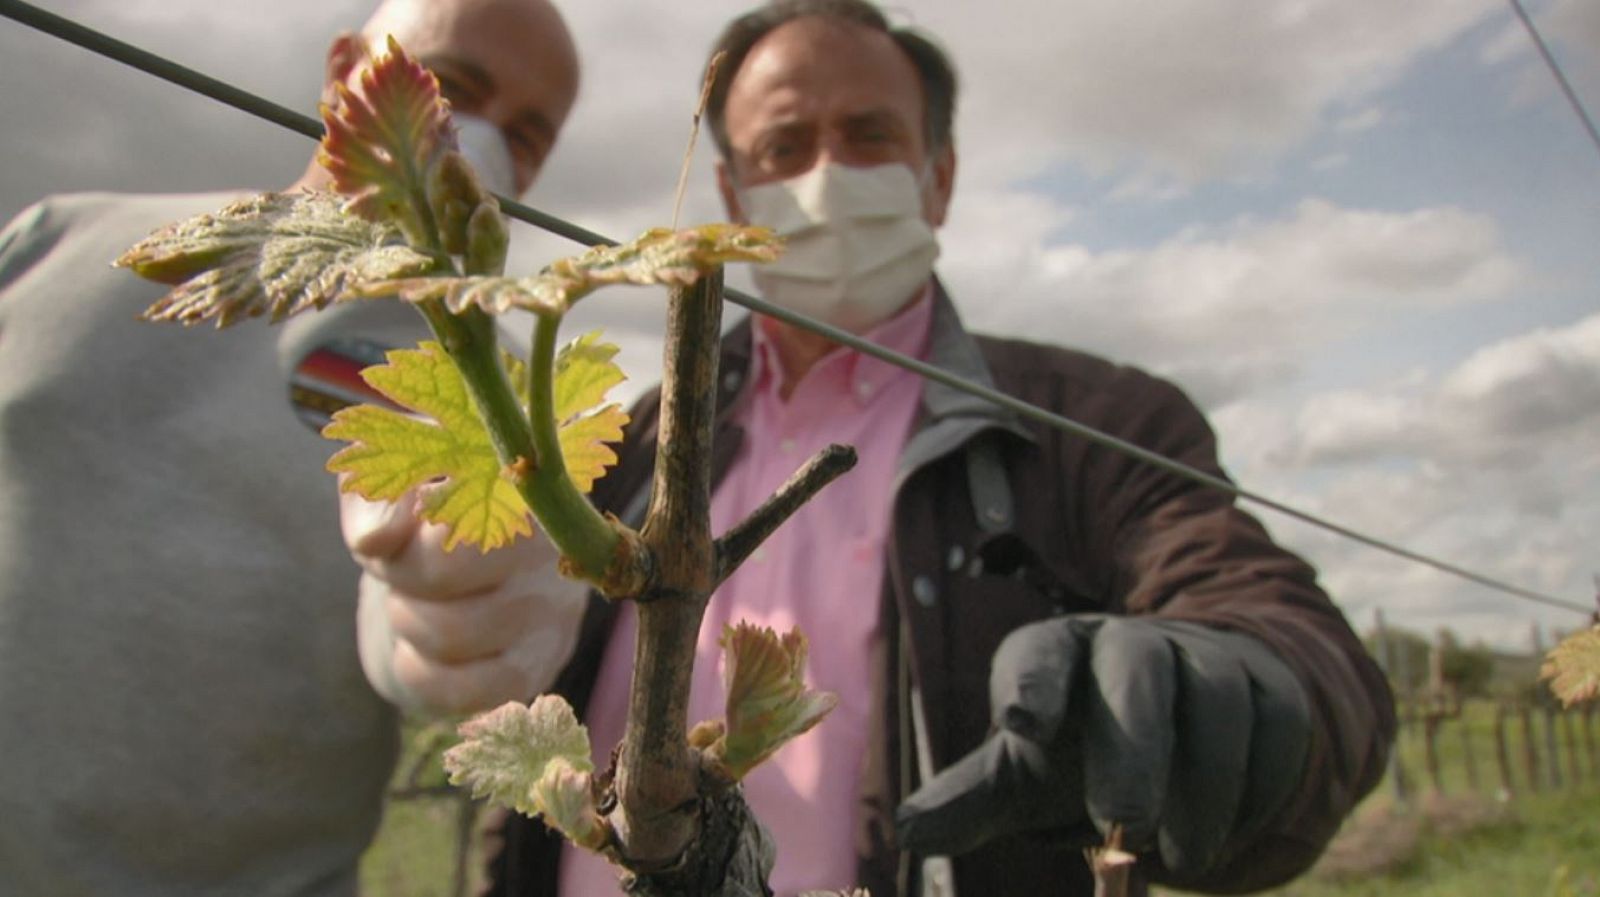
988 616 1100 741
1229 635 1312 849
895 729 1090 856
388 586 534 664
340 487 418 559
392 640 540 715
1084 618 1177 850
499 617 584 698
1158 626 1252 878
372 516 547 600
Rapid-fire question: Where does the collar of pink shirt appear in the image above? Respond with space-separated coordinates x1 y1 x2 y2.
745 283 935 412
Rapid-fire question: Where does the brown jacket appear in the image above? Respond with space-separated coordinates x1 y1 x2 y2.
484 288 1395 896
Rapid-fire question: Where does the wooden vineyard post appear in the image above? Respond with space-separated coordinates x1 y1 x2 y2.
1519 704 1541 794
1493 703 1516 798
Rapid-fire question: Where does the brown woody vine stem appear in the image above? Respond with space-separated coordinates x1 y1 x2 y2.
609 271 725 870
606 269 855 889
713 444 856 588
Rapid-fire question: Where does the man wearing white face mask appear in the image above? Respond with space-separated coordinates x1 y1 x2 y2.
739 161 941 334
0 1 580 894
470 2 1393 896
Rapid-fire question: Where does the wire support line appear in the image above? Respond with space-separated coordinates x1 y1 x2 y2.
1 0 1588 616
1508 0 1600 167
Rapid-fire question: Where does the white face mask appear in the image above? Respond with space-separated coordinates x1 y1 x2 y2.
737 162 940 333
453 114 519 199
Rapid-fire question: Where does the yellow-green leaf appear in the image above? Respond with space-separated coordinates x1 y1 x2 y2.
554 331 626 422
1542 625 1600 707
116 191 433 328
558 405 628 494
322 341 531 552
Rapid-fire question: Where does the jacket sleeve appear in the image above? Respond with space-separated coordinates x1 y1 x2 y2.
1081 370 1396 891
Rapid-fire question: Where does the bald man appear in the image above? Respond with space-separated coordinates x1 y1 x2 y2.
0 2 578 895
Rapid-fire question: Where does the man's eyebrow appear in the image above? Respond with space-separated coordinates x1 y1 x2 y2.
421 54 493 95
421 54 556 142
841 109 904 130
511 108 558 143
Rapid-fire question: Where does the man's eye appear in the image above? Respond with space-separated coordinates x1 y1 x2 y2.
433 72 479 109
754 139 809 175
850 124 896 147
508 131 548 168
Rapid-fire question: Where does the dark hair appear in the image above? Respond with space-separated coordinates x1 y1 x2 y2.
704 0 958 160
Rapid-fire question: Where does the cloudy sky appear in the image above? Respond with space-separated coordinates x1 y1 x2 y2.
3 0 1596 651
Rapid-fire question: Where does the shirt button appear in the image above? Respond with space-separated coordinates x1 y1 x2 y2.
945 545 965 572
855 381 874 400
721 370 742 393
779 438 796 453
912 575 938 608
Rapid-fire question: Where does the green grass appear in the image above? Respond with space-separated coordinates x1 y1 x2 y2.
1245 788 1600 897
362 720 486 897
1236 699 1600 897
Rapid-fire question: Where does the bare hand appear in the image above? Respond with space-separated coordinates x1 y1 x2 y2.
344 488 589 716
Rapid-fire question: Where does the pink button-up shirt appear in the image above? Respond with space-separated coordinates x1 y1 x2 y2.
559 294 933 896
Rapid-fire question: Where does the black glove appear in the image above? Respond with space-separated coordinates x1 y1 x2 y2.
894 615 1310 883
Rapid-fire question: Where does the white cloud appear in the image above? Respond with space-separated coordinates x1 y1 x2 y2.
1213 313 1600 648
1275 313 1600 468
1334 107 1386 134
910 0 1499 185
1310 153 1350 171
942 197 1518 407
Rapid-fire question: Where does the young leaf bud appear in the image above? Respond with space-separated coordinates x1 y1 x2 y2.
465 200 510 276
427 151 490 256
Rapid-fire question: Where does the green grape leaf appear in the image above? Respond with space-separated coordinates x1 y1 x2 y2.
349 223 783 315
116 191 433 328
707 622 838 780
443 695 595 819
554 331 627 422
322 341 531 552
1542 625 1600 707
532 756 610 852
559 406 628 494
554 332 629 493
317 35 454 243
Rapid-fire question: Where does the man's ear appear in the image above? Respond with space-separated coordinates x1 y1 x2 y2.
321 32 367 104
924 143 958 228
716 159 747 224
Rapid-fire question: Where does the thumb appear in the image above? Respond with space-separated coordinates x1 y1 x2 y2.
340 485 418 560
895 729 1088 857
896 617 1104 857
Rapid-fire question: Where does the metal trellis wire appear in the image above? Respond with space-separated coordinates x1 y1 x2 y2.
1508 0 1600 169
